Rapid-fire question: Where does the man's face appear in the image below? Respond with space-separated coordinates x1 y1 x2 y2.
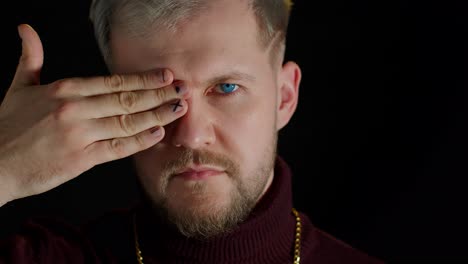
110 0 298 237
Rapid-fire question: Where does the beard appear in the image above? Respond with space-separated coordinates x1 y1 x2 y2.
133 133 278 239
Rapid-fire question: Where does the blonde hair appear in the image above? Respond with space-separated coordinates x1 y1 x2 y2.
89 0 293 68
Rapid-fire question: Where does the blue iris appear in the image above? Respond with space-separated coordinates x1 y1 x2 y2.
219 83 238 94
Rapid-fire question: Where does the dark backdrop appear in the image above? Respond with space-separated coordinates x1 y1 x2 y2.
1 0 467 262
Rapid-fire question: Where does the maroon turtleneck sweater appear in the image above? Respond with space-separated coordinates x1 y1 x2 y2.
0 156 384 263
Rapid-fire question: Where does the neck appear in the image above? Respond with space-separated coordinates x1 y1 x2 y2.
257 168 275 204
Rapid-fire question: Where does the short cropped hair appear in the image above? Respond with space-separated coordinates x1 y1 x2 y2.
89 0 293 68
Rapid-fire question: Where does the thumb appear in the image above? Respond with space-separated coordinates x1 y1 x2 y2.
12 24 44 87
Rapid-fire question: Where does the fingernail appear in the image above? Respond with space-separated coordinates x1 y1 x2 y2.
171 99 185 113
160 69 172 83
17 25 25 40
150 126 163 137
175 85 188 95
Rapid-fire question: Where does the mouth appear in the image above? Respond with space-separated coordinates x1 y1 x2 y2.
173 165 225 180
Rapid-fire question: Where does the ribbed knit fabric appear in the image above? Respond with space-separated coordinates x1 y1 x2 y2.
136 156 297 263
0 156 385 264
130 156 384 264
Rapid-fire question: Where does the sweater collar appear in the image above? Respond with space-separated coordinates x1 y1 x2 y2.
136 155 296 262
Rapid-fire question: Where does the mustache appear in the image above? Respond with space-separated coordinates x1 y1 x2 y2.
161 148 239 178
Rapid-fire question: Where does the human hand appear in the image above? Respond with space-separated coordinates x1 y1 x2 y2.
0 24 189 206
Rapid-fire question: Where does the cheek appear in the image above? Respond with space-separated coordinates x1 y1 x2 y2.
215 88 277 158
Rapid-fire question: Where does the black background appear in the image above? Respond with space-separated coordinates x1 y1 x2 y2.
1 0 468 262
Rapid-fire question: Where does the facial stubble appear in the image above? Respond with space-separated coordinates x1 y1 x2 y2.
143 133 278 239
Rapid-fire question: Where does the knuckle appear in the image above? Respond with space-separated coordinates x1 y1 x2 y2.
108 138 126 158
135 134 147 148
118 114 136 135
137 74 152 89
51 79 75 97
19 54 29 65
118 91 138 113
104 74 125 91
151 109 164 124
154 88 168 103
53 101 75 121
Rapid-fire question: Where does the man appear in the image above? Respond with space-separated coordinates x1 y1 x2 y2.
0 0 383 263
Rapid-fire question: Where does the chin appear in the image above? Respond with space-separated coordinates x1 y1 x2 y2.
169 198 231 222
164 189 244 238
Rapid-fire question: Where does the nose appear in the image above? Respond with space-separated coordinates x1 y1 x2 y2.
166 97 216 149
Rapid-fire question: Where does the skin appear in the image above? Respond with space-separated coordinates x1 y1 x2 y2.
0 0 300 239
110 0 302 234
0 25 190 206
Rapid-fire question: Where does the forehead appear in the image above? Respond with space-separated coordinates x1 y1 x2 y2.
110 0 270 79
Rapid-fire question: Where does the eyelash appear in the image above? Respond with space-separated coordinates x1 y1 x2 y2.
212 83 243 97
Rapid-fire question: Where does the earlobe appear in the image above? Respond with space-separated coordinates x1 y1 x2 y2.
276 61 302 130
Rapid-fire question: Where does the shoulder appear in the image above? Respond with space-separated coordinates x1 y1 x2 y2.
299 213 385 264
0 209 135 264
0 217 103 264
81 207 133 238
80 207 135 263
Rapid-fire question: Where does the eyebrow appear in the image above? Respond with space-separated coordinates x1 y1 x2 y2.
205 71 257 86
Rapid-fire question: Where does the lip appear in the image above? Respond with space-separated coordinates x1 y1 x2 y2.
173 166 225 180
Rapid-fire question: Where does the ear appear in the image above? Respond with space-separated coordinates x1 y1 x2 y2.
276 61 302 130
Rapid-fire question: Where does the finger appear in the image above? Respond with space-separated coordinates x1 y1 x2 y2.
89 99 187 140
67 83 188 120
12 24 44 87
85 126 165 166
52 69 173 98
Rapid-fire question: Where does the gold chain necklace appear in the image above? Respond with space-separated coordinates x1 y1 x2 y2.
133 208 302 264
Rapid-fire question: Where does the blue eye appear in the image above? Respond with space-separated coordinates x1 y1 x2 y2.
217 83 239 94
